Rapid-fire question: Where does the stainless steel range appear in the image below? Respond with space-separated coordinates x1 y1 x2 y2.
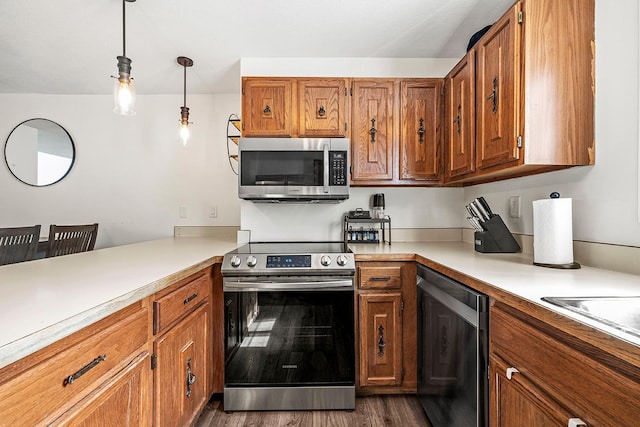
221 242 355 411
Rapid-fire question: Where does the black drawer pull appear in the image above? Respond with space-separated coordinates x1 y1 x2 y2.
184 293 199 305
370 276 391 282
64 354 106 386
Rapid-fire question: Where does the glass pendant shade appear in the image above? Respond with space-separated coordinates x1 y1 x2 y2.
179 106 190 145
113 56 136 115
179 123 191 146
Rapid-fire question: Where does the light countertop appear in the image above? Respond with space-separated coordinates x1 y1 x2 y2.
351 241 640 350
1 237 639 371
0 237 238 369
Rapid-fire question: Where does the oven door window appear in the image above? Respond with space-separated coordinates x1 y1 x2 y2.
240 151 324 186
225 290 354 386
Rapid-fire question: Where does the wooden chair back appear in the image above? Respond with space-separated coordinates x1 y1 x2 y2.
0 225 42 265
47 223 98 258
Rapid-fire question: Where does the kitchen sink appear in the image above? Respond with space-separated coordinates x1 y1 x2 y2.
541 296 640 339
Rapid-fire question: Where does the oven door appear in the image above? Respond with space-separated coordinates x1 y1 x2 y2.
223 276 354 389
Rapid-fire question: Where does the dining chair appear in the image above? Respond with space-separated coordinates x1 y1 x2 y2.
47 223 99 258
0 225 42 265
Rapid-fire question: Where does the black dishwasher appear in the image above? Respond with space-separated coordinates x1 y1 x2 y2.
417 264 489 427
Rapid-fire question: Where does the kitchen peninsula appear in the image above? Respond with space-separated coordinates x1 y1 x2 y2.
0 236 639 425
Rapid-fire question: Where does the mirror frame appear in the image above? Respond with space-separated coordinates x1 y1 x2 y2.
3 118 76 187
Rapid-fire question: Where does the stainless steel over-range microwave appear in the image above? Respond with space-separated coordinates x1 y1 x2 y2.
237 138 349 202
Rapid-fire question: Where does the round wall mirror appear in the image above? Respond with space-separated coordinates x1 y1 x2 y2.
4 118 75 186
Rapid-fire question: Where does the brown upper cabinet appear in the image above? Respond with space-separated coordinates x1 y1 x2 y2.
242 78 293 137
351 79 395 182
349 78 443 185
242 77 444 186
400 79 442 182
444 52 476 180
298 78 349 137
242 77 349 138
445 0 595 184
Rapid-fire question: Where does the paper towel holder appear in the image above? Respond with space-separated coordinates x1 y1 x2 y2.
533 192 581 269
533 261 581 269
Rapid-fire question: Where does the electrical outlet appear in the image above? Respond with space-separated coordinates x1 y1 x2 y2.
509 196 521 218
208 206 218 218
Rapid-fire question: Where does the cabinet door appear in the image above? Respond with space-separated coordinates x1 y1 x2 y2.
351 80 395 181
242 78 293 137
298 78 348 137
445 53 476 179
490 355 573 427
475 4 521 171
400 80 441 181
154 302 209 427
51 352 152 427
358 293 402 387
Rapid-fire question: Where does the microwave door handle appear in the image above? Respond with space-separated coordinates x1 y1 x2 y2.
323 143 330 193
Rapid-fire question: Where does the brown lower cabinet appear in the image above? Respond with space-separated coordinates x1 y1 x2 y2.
356 261 417 394
0 265 218 427
152 267 213 427
50 351 152 426
490 301 640 426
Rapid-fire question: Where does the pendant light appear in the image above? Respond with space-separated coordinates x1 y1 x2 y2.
113 0 136 115
177 56 193 145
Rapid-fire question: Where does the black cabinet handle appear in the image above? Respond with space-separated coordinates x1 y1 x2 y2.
64 354 107 386
370 118 377 143
370 276 391 282
318 105 326 117
186 357 197 398
263 105 271 114
184 293 198 305
453 104 461 134
417 118 425 144
486 76 498 113
377 325 386 356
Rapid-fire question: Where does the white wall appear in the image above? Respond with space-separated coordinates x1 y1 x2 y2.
0 93 242 248
464 0 640 248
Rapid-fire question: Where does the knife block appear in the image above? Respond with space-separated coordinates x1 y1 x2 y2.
474 215 521 253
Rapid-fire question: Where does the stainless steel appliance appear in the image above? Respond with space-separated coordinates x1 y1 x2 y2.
221 242 356 411
238 138 349 202
417 264 489 427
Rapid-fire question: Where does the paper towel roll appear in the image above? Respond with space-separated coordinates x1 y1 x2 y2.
533 197 574 265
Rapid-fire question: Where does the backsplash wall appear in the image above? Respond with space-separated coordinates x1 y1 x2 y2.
241 187 463 242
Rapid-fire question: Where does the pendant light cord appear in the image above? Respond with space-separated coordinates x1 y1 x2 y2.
183 65 187 108
122 0 126 57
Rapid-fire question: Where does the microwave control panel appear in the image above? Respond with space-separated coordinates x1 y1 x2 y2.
330 151 348 185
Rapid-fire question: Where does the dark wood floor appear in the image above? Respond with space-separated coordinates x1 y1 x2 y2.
195 395 432 427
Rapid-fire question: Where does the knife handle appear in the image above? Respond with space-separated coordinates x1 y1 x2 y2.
477 197 494 217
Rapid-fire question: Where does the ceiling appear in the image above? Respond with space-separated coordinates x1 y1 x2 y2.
0 0 514 95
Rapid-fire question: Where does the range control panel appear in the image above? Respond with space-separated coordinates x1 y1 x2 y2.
222 252 355 275
266 255 312 268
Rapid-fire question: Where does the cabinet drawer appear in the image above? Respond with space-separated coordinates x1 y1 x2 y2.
0 305 148 427
491 304 640 426
359 266 402 289
153 273 211 335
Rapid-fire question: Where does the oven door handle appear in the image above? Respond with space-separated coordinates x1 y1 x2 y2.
223 279 353 291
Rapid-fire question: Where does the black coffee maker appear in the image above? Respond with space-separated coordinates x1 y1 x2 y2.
372 193 385 219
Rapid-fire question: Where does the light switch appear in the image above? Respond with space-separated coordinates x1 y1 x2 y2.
179 206 188 218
